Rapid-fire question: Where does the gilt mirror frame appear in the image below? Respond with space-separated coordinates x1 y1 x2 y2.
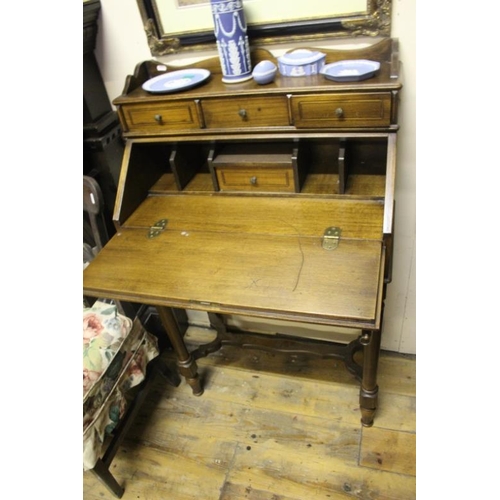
137 0 392 56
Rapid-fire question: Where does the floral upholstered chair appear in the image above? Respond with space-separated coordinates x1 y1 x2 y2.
83 300 179 497
83 175 180 496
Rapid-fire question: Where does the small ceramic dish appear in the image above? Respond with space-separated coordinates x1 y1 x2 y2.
142 68 211 93
320 60 380 82
252 60 277 85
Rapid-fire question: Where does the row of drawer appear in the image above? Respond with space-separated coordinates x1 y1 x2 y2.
119 92 393 135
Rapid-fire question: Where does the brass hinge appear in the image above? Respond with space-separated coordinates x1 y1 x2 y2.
322 227 341 250
148 219 168 239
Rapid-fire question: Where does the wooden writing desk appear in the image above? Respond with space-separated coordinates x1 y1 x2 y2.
83 39 402 426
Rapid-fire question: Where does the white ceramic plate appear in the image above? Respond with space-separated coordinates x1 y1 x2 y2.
320 60 380 82
142 69 211 94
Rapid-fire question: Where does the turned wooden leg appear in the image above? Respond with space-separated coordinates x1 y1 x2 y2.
156 306 204 396
359 329 381 427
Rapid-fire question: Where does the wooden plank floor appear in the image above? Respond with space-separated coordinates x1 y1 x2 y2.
83 327 416 500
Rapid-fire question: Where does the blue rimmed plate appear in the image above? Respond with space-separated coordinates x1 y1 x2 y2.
320 60 380 82
142 68 211 94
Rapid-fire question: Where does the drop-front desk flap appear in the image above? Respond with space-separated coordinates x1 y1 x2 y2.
83 194 385 330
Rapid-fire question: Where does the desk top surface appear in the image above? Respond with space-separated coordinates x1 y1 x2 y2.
83 195 385 329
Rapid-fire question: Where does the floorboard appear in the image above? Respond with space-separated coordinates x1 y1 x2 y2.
83 327 416 500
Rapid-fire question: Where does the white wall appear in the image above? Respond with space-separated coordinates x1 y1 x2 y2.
382 0 416 353
93 0 416 354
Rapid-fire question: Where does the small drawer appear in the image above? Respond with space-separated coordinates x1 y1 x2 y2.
291 93 392 128
202 96 290 129
119 102 201 134
216 167 295 192
209 142 305 193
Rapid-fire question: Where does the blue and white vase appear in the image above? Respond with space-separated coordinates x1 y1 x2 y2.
210 0 252 83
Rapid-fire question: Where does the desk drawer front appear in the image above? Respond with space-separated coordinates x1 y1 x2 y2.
292 93 391 128
202 97 290 129
216 167 295 192
121 103 200 133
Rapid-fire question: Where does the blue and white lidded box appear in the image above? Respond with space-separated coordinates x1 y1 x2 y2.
277 50 326 77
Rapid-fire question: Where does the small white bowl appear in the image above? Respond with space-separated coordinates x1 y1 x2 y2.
252 60 277 85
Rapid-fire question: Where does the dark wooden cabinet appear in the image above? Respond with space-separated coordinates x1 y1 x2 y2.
83 38 402 426
83 0 124 231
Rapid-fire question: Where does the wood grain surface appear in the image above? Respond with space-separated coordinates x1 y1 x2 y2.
83 328 416 499
84 195 385 327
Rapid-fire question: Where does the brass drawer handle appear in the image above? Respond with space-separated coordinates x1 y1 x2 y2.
238 109 247 120
250 176 257 185
154 114 163 124
335 107 344 118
